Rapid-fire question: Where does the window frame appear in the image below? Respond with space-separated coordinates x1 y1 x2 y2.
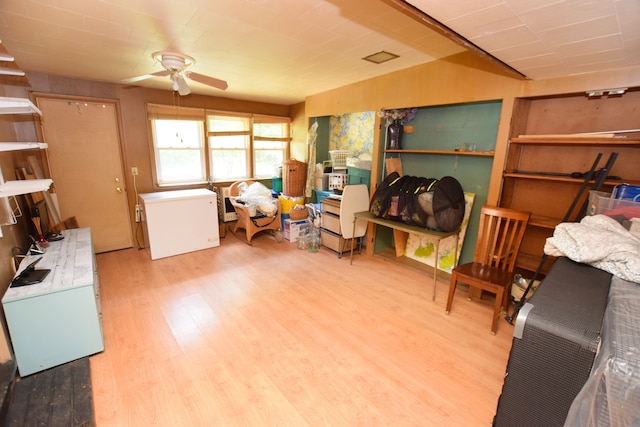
147 104 290 187
206 111 252 182
252 114 291 179
147 104 207 187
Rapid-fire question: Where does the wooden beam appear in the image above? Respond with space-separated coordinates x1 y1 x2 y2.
380 0 527 80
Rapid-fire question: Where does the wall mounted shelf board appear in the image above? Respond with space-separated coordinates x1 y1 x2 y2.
0 97 42 116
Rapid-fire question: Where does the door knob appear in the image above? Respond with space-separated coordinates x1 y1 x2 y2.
116 187 122 193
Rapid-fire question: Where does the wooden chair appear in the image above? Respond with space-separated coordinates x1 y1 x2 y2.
229 180 281 244
445 205 530 334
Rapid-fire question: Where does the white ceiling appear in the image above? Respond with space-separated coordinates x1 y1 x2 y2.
0 0 638 105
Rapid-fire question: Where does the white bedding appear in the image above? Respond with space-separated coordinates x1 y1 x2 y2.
544 214 640 283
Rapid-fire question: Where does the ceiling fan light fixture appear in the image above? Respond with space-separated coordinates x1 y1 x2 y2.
152 51 195 71
123 50 226 96
362 50 399 64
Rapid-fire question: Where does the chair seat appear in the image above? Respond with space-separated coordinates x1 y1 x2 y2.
229 180 282 244
453 262 513 289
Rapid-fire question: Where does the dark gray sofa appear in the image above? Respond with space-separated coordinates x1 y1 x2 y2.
493 256 640 426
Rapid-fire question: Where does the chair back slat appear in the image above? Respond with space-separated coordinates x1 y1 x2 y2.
474 205 531 273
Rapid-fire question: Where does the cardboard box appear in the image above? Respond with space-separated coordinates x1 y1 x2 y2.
284 218 310 242
314 174 329 191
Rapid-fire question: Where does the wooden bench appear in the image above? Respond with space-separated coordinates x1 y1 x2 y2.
349 211 460 301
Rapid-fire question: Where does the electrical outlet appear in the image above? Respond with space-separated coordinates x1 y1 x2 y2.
135 204 142 222
131 166 139 176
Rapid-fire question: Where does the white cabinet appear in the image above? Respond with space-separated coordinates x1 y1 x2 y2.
2 228 104 376
140 188 220 260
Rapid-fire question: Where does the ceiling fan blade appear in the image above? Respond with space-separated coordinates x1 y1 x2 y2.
186 71 228 91
175 74 191 96
122 69 171 84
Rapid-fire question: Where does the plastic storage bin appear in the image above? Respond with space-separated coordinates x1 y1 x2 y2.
329 150 351 170
271 177 282 193
588 190 640 217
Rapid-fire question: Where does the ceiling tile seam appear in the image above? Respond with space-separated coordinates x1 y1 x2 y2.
430 2 509 23
521 13 619 35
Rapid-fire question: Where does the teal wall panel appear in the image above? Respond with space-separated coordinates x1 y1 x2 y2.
377 100 502 265
401 101 501 152
313 116 331 164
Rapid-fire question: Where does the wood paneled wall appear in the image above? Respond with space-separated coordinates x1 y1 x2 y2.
24 73 291 245
302 52 640 204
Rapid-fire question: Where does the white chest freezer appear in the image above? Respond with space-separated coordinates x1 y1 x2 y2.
140 189 220 260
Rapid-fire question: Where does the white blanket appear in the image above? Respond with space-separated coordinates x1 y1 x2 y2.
544 215 640 283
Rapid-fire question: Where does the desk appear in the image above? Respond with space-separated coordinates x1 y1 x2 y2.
350 211 460 301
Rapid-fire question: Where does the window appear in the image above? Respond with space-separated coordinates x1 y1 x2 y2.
207 112 289 181
253 115 289 178
148 104 206 186
148 104 289 186
207 113 251 181
151 119 205 184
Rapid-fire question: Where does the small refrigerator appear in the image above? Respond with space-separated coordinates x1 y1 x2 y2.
140 189 220 260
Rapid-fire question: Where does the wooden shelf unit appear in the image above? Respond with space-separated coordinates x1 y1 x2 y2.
0 179 53 197
0 142 48 152
0 97 42 116
500 90 640 274
0 97 52 230
383 149 494 157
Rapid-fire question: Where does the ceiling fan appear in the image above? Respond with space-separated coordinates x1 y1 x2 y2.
122 51 228 96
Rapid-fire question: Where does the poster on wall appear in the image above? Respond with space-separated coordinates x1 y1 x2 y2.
329 111 374 170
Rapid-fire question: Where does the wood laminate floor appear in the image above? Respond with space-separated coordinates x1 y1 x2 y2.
90 230 514 426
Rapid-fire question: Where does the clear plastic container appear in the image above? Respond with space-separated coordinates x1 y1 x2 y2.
308 233 320 253
297 232 309 250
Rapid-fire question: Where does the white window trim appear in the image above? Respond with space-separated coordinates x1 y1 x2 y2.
147 104 291 187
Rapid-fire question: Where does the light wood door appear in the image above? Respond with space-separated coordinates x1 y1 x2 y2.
36 96 132 253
